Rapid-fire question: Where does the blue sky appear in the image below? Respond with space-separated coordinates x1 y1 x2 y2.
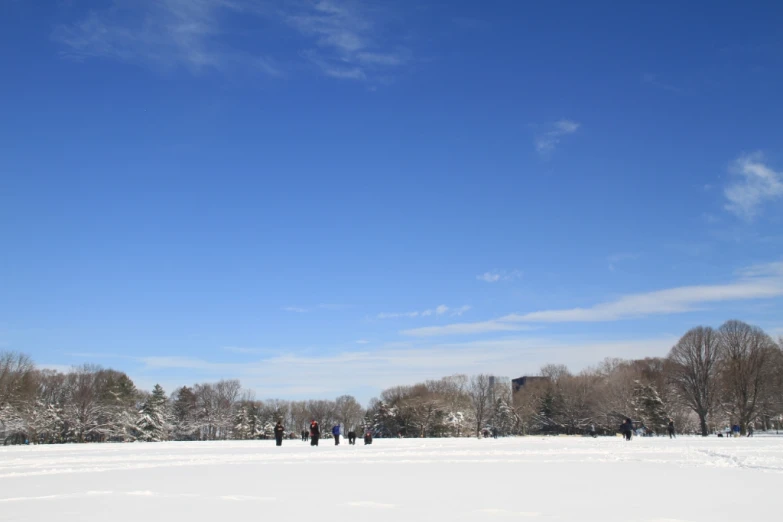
1 0 782 403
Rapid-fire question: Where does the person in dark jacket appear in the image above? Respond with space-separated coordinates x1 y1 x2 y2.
364 431 373 445
667 419 676 439
332 425 341 445
347 430 356 445
301 429 307 442
621 418 633 441
310 421 320 446
274 421 285 446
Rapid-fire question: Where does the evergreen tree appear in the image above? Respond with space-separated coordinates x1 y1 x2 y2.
172 386 197 440
232 404 251 440
137 384 168 442
632 380 670 434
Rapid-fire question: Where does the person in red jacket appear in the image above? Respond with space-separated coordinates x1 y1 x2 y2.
310 420 320 446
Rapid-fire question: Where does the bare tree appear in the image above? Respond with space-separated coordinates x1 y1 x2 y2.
718 320 777 434
667 326 720 436
468 374 492 437
0 351 35 407
334 395 364 431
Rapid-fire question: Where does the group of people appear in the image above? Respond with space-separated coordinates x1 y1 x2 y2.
274 420 373 447
718 424 753 437
618 418 676 440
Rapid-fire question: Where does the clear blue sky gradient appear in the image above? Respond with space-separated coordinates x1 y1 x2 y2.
1 1 782 403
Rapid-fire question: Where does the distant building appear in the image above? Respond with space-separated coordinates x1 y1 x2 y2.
511 376 548 394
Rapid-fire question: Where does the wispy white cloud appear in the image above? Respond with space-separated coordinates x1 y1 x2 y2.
401 321 529 337
52 0 281 76
377 311 421 319
132 335 678 401
451 305 471 316
404 261 783 336
52 0 408 81
477 270 522 283
535 120 580 154
724 152 783 220
607 253 639 271
282 306 308 313
355 339 370 345
378 304 471 320
286 0 408 81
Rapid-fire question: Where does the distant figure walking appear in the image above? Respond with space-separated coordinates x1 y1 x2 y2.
491 427 498 439
621 418 633 441
590 424 597 438
364 431 373 445
732 424 740 438
274 421 285 446
332 425 341 446
347 430 356 445
667 420 676 439
310 420 320 446
747 425 754 437
301 429 308 442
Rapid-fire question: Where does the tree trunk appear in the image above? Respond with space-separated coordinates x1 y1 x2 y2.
699 414 708 436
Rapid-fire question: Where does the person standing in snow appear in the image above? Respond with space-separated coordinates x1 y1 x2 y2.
621 418 633 441
364 431 373 445
332 424 341 445
274 421 285 446
667 420 676 439
310 420 320 446
589 424 596 438
747 425 754 437
347 430 356 445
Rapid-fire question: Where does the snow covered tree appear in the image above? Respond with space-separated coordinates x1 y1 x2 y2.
491 397 517 436
631 380 670 434
172 386 198 440
232 403 252 440
137 384 169 442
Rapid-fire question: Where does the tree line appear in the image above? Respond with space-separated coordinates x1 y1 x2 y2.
1 320 781 444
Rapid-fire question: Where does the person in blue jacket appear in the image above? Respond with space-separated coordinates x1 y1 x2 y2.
332 424 341 445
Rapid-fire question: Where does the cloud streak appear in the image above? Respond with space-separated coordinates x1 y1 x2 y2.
132 335 678 401
287 0 409 81
378 304 471 320
52 0 281 76
477 270 522 283
403 261 783 336
52 0 408 81
535 120 580 154
724 152 783 220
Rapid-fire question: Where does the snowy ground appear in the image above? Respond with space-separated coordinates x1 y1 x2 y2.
1 436 781 521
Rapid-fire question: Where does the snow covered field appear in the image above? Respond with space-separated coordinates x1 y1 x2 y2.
1 436 781 521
